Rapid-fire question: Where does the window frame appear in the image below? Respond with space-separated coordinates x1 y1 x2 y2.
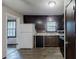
7 20 16 38
46 21 57 32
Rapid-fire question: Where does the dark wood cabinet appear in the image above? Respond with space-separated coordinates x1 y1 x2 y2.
34 36 59 48
23 15 64 33
36 36 43 48
45 36 59 47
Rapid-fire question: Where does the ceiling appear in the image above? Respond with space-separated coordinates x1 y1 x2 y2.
2 0 64 15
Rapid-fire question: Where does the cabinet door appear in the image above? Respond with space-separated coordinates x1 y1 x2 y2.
65 0 76 59
45 36 59 47
36 36 43 48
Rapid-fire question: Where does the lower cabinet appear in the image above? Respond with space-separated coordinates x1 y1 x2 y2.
45 36 59 47
36 36 43 48
34 36 59 48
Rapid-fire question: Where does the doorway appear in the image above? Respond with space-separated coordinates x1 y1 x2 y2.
7 14 17 55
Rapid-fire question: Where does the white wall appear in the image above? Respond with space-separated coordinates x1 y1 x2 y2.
6 5 23 45
6 4 23 44
2 4 23 58
7 38 16 44
2 5 7 58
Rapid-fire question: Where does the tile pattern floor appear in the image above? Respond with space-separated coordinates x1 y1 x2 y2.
7 47 64 59
7 48 16 55
7 45 16 55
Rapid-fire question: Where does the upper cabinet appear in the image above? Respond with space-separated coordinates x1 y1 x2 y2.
23 15 64 33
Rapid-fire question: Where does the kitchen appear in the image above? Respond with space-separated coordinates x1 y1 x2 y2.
17 15 64 58
2 0 76 59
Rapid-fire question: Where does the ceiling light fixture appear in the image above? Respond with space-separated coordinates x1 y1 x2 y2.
48 1 56 7
36 20 43 24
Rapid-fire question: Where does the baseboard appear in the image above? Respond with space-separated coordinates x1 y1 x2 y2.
19 48 33 50
8 44 18 45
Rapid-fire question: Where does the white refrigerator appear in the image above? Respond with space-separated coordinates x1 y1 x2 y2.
17 24 36 49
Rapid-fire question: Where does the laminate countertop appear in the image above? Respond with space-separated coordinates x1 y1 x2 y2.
34 33 64 36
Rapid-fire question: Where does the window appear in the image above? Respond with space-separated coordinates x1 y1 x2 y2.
7 20 16 38
47 21 56 31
